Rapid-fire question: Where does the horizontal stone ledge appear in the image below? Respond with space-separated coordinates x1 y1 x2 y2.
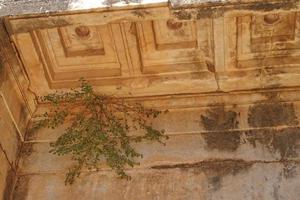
25 125 300 143
2 0 299 18
32 85 300 114
5 2 300 36
170 0 300 9
19 127 300 174
0 0 168 17
27 97 300 141
14 162 300 200
18 159 300 175
0 99 22 162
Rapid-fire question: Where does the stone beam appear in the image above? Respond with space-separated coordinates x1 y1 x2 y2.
1 0 300 18
0 0 167 17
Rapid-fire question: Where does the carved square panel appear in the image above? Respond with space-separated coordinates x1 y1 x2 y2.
136 19 214 74
153 19 198 50
251 13 296 45
58 25 105 57
250 13 297 54
233 12 300 69
31 24 122 86
13 19 218 97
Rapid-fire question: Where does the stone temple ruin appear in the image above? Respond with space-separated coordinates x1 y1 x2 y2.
1 0 300 199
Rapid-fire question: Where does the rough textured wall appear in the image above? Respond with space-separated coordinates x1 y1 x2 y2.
0 67 27 200
15 90 300 200
0 20 31 200
3 1 300 199
0 98 19 200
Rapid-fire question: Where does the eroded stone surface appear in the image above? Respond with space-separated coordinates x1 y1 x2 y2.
0 0 168 17
0 151 9 200
19 127 300 175
201 105 240 151
13 162 300 200
0 18 30 200
3 1 300 199
248 102 298 128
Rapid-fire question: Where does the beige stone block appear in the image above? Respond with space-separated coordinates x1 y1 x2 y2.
28 104 249 141
20 127 300 174
29 99 300 142
217 70 262 92
13 162 300 200
0 78 30 137
0 99 20 163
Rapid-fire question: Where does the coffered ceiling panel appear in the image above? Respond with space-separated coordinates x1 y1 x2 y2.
228 12 300 69
136 19 213 74
10 16 217 99
5 4 300 111
34 24 122 86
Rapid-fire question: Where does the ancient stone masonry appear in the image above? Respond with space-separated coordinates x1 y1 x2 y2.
0 16 31 199
3 0 300 199
0 0 161 17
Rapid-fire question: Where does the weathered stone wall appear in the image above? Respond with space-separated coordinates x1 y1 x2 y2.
0 98 19 200
0 0 286 16
0 69 27 200
14 90 300 200
3 1 300 199
0 20 31 200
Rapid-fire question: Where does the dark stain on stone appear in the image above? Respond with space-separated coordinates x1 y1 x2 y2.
24 121 37 141
24 128 36 141
196 7 223 19
282 162 297 179
166 19 183 30
206 60 216 73
131 9 151 18
12 175 30 200
2 169 15 200
201 105 240 151
271 129 300 159
248 101 298 128
173 1 298 20
193 159 253 177
201 105 239 131
0 38 7 87
173 10 192 20
152 159 253 191
208 176 222 191
151 159 253 174
19 105 28 125
202 131 241 152
20 143 34 157
244 1 297 12
246 127 300 159
129 23 137 36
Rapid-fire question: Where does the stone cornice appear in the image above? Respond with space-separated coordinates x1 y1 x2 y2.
1 0 300 17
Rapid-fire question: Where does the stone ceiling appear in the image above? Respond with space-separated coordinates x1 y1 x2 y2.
2 0 300 114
